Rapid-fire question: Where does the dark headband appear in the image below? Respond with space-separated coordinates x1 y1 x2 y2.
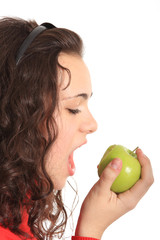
16 22 56 65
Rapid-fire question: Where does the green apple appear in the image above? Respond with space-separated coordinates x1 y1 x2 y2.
98 145 141 193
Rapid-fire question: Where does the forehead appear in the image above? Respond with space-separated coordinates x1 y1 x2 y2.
58 53 92 98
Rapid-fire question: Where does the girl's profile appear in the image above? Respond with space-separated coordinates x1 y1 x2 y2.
0 17 154 240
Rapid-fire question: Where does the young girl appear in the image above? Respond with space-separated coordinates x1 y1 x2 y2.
0 17 154 240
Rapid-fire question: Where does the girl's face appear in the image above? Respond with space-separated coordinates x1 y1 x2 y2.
45 53 97 190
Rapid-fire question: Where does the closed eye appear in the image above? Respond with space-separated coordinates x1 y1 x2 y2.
67 108 81 115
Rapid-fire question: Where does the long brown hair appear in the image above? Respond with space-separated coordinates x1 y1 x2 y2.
0 17 83 239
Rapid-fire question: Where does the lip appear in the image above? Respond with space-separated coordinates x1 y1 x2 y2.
77 140 87 149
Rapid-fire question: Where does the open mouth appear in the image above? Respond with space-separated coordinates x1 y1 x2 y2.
67 140 87 176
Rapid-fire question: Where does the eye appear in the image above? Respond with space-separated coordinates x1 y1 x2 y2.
67 108 81 115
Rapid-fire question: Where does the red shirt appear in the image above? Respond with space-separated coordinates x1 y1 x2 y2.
0 211 99 240
72 238 100 240
0 226 99 240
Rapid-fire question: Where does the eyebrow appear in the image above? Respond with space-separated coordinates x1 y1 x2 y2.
63 92 93 100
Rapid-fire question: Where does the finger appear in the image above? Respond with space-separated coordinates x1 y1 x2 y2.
132 148 154 194
98 158 122 192
118 149 154 207
136 148 154 184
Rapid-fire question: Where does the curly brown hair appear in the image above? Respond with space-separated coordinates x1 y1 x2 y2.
0 17 83 239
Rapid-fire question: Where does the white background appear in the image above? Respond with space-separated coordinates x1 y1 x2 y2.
1 1 160 239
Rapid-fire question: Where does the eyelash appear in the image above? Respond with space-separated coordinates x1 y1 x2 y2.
67 108 81 115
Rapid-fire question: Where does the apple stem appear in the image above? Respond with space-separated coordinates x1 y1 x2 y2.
132 146 139 153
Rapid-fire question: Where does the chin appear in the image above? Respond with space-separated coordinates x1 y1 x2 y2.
52 178 67 191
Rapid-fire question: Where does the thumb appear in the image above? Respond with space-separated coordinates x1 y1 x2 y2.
98 158 122 192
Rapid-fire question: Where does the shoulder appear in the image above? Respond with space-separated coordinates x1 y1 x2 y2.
0 209 37 240
0 225 22 240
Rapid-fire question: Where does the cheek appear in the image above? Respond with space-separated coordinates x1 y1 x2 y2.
44 144 68 190
57 118 77 145
44 112 78 189
44 126 76 189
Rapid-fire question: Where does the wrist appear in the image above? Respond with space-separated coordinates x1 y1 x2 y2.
73 236 100 240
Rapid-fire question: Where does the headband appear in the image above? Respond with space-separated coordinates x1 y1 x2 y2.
16 22 56 65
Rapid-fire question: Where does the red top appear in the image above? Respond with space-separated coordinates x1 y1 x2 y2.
0 210 99 240
0 209 36 240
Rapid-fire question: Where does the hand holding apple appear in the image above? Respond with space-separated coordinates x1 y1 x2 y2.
98 144 141 193
75 148 154 239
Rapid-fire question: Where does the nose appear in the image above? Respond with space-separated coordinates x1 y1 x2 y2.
80 111 98 134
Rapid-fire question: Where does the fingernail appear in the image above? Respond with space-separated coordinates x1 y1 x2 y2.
110 158 122 170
